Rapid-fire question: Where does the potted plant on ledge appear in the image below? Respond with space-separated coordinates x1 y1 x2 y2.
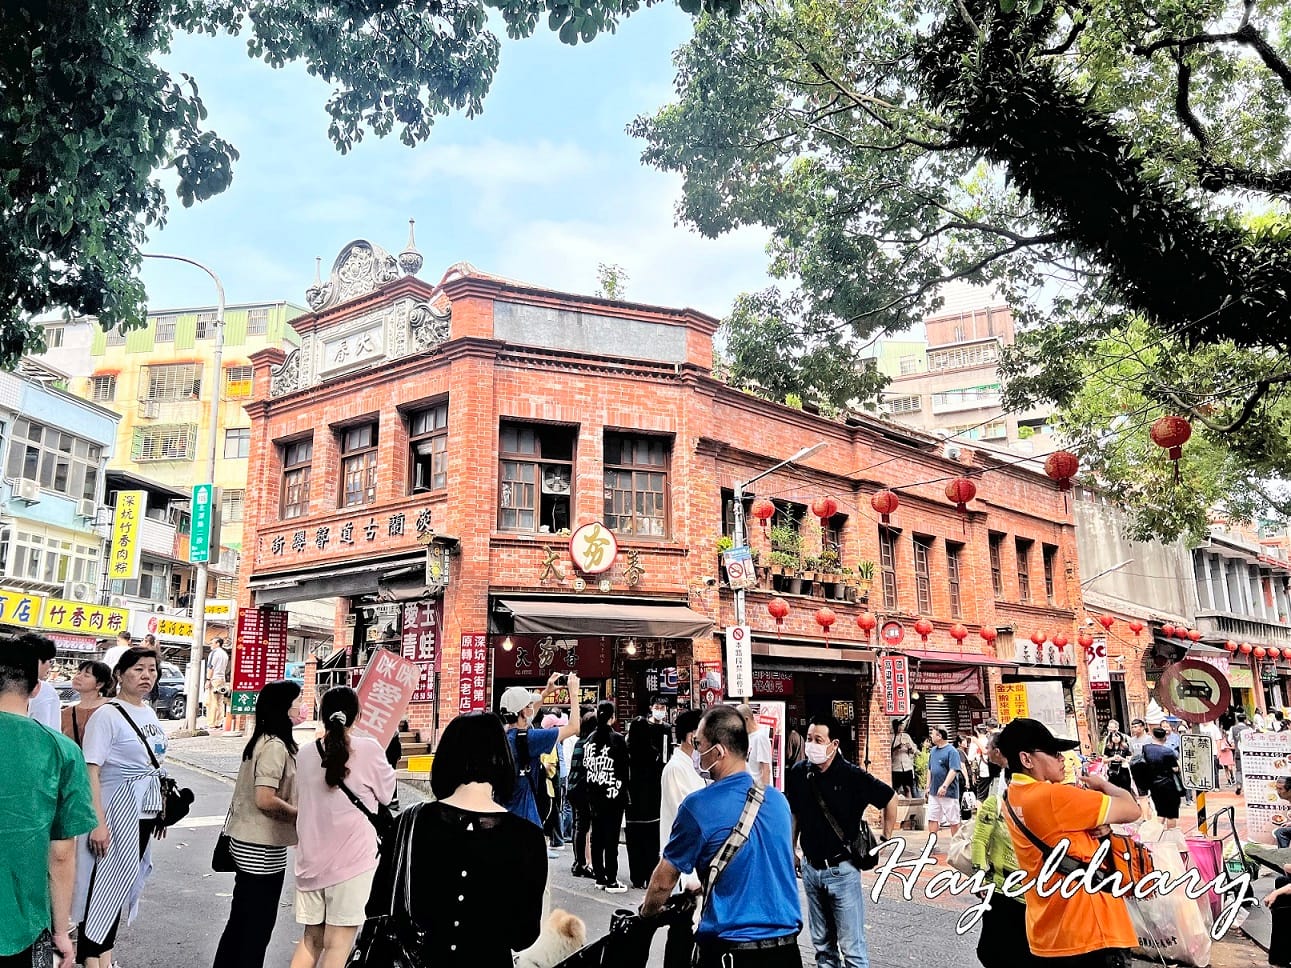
817 548 843 599
767 524 803 594
855 560 875 600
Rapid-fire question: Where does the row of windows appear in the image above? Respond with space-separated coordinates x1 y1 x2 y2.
988 532 1060 605
885 395 922 414
0 532 100 586
5 419 102 501
928 343 999 371
90 366 254 404
104 309 267 345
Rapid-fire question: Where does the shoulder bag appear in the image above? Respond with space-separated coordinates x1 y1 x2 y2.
110 702 193 829
346 803 428 968
809 771 880 871
698 781 766 916
1003 791 1153 892
317 739 396 844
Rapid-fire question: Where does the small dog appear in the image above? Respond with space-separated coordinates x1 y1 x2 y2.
514 909 587 968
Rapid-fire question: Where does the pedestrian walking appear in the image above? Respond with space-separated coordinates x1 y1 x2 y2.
0 636 98 966
75 647 170 968
206 638 230 730
101 631 132 680
583 700 630 893
1102 723 1133 793
997 718 1141 968
970 724 993 800
62 660 113 747
658 708 705 968
362 712 547 968
567 710 597 878
1231 711 1252 795
212 680 307 968
1141 726 1183 828
890 720 917 797
543 711 570 848
969 736 1042 968
926 727 962 844
641 704 803 968
498 674 581 829
737 704 773 786
786 713 896 968
289 686 396 968
626 717 664 888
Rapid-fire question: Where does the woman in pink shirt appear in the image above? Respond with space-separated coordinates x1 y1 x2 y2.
289 686 396 968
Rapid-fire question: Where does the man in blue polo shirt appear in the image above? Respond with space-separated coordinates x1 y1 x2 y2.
641 704 802 967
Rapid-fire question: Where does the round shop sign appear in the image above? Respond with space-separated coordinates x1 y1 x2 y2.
569 521 619 575
880 621 905 646
1153 658 1231 724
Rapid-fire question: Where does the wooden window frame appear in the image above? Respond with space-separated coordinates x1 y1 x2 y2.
989 533 1005 599
498 422 576 533
879 526 899 611
280 438 313 520
1016 537 1033 603
947 542 964 618
913 535 933 615
408 403 449 494
603 432 670 539
1043 544 1058 605
339 423 379 509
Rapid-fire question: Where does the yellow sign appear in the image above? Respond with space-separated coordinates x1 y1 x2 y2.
0 589 43 628
1229 666 1254 690
109 490 145 580
995 682 1030 723
205 599 236 617
40 598 129 635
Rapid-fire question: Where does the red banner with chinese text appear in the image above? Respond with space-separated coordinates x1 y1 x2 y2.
491 635 613 679
232 608 288 693
351 650 421 749
400 600 441 704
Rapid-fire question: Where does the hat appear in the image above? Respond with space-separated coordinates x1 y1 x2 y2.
996 718 1081 761
500 686 541 716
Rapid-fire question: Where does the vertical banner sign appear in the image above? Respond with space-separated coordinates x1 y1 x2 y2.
190 483 220 563
1237 728 1291 843
400 600 441 704
231 608 265 715
109 490 145 580
756 702 787 792
697 661 724 709
724 625 753 699
457 634 489 713
265 609 288 685
352 650 421 749
1085 636 1111 692
1179 733 1215 791
880 655 910 717
995 682 1029 723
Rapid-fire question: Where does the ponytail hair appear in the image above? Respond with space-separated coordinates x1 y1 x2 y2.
319 686 360 788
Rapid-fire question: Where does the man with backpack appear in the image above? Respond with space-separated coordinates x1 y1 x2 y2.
498 674 581 829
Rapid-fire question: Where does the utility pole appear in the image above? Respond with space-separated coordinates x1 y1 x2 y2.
142 253 225 733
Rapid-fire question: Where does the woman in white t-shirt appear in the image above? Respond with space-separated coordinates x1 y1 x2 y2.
75 647 169 968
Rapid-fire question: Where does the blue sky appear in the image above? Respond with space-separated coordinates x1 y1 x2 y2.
141 9 773 318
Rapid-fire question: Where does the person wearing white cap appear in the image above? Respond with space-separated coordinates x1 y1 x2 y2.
498 673 581 830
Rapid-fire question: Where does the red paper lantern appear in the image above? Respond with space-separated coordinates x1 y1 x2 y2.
1255 646 1268 660
1078 631 1094 648
914 617 934 643
1150 415 1192 481
945 477 977 514
1187 629 1202 642
980 627 998 644
856 612 876 641
811 496 839 521
1053 633 1069 649
750 498 776 533
1223 640 1238 653
1098 615 1116 631
1269 648 1283 661
871 490 900 524
1030 630 1047 647
1128 620 1145 636
1239 643 1253 655
1044 451 1080 491
767 597 790 639
950 623 968 643
1161 623 1176 638
815 607 837 645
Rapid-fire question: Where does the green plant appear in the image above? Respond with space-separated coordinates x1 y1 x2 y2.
767 550 797 571
840 565 854 576
856 560 876 581
767 523 802 555
818 549 841 573
802 555 821 573
750 548 761 565
784 392 804 410
716 535 735 554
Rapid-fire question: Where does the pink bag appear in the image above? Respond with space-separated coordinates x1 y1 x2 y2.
1184 836 1225 918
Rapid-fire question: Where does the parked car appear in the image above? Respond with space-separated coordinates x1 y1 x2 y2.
153 676 191 720
286 661 305 688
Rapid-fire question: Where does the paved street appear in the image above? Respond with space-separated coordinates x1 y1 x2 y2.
130 737 1267 968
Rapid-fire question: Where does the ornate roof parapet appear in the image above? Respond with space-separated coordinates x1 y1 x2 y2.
305 239 404 312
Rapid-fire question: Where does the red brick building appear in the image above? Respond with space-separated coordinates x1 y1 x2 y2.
239 238 1094 780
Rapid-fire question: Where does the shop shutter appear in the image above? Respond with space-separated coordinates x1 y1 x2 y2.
924 695 958 735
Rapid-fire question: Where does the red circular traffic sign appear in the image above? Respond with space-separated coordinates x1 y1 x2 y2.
1154 658 1231 724
880 621 905 646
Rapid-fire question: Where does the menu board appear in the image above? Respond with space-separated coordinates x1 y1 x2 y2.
458 634 489 713
1238 728 1291 843
400 600 441 704
231 608 288 715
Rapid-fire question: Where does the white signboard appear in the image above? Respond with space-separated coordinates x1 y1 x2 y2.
1013 639 1077 667
725 625 753 700
320 323 384 376
1025 681 1072 740
722 546 757 591
1238 729 1291 843
1180 733 1215 792
1084 635 1110 692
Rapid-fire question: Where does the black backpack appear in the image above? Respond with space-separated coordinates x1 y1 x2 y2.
515 729 552 823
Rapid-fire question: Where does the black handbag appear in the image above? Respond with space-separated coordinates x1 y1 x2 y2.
110 702 194 829
346 804 428 968
212 832 236 872
809 772 880 870
317 740 397 843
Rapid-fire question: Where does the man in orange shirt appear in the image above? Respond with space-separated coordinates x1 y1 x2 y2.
996 718 1142 968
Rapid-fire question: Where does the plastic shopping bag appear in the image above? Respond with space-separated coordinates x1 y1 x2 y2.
1127 841 1213 967
1183 836 1224 919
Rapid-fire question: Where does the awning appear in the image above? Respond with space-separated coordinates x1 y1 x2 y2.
499 599 714 639
247 550 425 605
895 649 1018 668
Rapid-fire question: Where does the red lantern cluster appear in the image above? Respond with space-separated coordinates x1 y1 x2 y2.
1150 415 1192 482
767 597 790 639
871 490 900 524
1044 451 1080 491
945 477 977 514
1255 646 1268 660
815 607 836 644
811 496 839 521
1239 643 1253 655
1098 615 1116 631
914 617 934 643
751 498 776 533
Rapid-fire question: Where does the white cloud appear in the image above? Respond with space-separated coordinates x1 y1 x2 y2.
409 138 596 188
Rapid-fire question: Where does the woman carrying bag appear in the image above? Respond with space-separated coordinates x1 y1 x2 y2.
212 680 307 968
290 686 396 968
62 659 112 747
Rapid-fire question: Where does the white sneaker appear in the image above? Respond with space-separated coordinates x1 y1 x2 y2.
603 881 628 894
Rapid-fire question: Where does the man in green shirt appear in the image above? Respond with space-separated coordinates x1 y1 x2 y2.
0 635 98 965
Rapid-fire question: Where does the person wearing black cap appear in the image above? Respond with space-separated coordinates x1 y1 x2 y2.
996 718 1141 968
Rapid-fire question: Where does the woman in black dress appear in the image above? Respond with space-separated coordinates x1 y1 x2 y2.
366 712 547 968
1102 723 1134 792
624 717 663 889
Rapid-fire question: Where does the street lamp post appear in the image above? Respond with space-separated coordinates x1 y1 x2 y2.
141 253 225 733
731 442 827 699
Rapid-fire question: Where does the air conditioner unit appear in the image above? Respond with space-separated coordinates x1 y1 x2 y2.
77 498 96 519
15 479 40 504
139 400 160 419
64 580 95 603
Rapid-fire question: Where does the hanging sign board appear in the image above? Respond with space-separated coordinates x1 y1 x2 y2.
995 682 1029 723
352 650 421 749
725 625 753 699
722 546 757 590
880 655 910 717
1237 729 1291 843
1084 636 1110 692
1180 733 1216 792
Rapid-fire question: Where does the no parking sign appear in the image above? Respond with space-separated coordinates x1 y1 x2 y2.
725 624 753 698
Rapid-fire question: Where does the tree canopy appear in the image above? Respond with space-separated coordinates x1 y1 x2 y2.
630 0 1291 539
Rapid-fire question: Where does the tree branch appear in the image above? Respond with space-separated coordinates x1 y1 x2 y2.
1198 163 1291 195
1172 55 1208 147
1134 23 1291 92
1162 372 1291 433
1041 20 1086 57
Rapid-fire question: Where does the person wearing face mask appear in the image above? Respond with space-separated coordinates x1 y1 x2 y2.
647 695 674 763
785 714 896 968
212 680 306 968
658 708 705 968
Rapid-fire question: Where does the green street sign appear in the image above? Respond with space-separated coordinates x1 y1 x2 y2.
191 483 218 563
231 690 258 716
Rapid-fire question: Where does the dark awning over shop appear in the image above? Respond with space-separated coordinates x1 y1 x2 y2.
499 599 714 639
896 649 1018 669
248 550 426 605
